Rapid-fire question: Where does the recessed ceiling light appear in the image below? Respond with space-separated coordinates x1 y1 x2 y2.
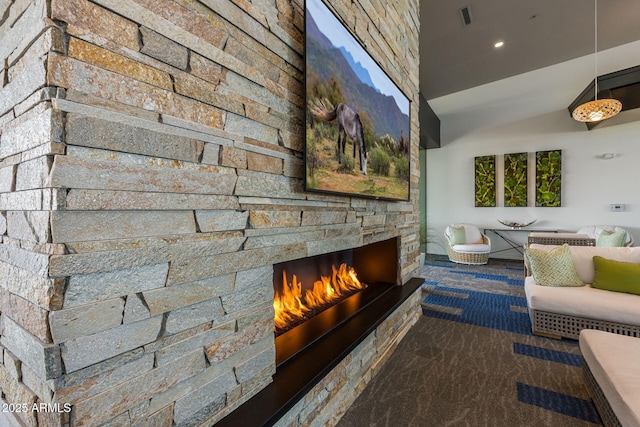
494 41 504 48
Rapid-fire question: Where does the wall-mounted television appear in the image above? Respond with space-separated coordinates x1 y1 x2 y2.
304 0 411 201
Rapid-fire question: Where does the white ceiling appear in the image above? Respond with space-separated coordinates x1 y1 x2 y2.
427 39 640 143
420 0 640 101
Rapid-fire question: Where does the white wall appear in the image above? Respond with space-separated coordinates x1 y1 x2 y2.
425 41 640 258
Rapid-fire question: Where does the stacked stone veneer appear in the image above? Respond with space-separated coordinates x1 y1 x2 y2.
0 0 420 426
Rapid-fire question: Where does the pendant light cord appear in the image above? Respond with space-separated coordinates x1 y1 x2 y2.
571 0 622 123
594 0 599 100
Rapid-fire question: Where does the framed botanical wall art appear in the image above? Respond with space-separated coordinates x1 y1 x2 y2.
474 155 496 207
536 150 562 207
504 152 527 207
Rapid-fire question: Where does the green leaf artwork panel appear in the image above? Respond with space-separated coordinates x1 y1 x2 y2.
536 150 562 207
474 155 496 207
504 152 527 207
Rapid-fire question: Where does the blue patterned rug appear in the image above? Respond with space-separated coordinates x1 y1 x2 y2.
422 284 531 335
421 257 602 426
339 257 603 427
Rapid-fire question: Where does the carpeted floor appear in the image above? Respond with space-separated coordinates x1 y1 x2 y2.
337 256 602 427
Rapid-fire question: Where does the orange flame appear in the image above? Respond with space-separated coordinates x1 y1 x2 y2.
273 263 366 332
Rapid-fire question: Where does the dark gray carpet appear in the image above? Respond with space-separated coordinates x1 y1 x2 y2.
337 257 601 427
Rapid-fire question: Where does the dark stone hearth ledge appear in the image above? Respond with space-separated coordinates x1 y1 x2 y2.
216 277 424 427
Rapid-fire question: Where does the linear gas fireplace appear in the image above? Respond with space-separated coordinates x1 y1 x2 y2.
273 238 399 366
217 236 422 427
274 261 367 337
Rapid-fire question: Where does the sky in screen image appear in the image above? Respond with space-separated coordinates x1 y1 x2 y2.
306 0 409 116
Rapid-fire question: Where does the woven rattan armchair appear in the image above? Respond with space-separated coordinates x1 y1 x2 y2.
444 224 491 265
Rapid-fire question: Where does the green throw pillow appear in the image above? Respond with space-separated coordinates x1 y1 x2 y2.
449 226 466 246
597 230 626 247
524 244 584 287
592 256 640 295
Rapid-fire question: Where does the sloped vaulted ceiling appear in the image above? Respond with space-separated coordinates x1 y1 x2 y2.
420 0 640 100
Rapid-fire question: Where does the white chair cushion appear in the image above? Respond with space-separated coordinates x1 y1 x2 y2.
525 277 640 326
452 244 490 253
580 330 640 427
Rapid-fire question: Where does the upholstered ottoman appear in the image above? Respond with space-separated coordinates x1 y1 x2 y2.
579 329 640 427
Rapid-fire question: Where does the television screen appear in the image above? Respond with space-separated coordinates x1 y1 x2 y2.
304 0 411 201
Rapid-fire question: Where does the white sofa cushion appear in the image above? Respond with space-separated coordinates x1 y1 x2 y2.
525 277 640 326
528 244 640 284
580 330 640 427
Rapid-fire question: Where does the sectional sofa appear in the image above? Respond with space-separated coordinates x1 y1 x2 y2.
580 329 640 427
524 244 640 340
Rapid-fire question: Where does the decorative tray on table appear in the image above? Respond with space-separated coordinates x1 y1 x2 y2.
497 219 537 230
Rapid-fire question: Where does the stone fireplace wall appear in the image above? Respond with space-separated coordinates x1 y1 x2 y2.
0 0 420 426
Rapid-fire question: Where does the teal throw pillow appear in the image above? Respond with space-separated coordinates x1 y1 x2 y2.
449 226 466 246
524 244 584 287
597 230 626 247
591 256 640 295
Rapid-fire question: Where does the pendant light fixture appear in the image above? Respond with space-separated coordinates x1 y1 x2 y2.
572 0 622 122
